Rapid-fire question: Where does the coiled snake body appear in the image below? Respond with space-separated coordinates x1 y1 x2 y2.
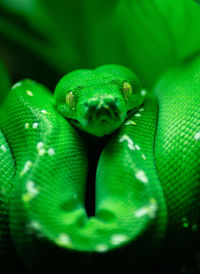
0 59 200 273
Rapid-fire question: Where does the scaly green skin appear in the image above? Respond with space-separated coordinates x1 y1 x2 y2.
0 61 199 273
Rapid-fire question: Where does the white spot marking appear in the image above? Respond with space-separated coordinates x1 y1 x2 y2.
141 154 146 160
141 89 147 96
135 170 149 184
41 110 47 114
96 244 108 252
110 234 128 246
1 145 7 152
26 90 33 96
148 199 158 218
36 142 46 156
28 221 41 230
139 108 144 112
32 122 38 129
37 142 44 149
119 135 135 150
56 233 72 247
119 135 141 152
22 180 39 202
47 148 55 156
26 180 39 196
25 123 29 129
39 148 46 156
194 131 200 141
27 221 42 236
135 144 140 151
134 113 141 117
134 198 158 219
134 207 149 218
20 160 33 177
124 120 136 126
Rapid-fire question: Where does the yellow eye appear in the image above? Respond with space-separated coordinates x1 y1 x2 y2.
122 81 132 100
66 91 76 108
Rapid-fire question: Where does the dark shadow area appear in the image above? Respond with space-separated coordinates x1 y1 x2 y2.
81 132 108 217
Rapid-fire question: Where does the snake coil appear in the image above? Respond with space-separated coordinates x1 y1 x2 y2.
0 60 199 273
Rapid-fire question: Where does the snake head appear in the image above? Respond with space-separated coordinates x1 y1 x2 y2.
54 64 144 137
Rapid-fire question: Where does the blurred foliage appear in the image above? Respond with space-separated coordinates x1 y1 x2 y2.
115 0 200 88
0 0 200 90
0 0 121 89
0 58 10 104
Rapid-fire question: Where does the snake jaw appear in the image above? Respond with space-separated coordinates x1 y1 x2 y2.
79 115 126 137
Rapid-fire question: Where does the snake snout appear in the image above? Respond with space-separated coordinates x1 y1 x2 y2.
83 96 120 124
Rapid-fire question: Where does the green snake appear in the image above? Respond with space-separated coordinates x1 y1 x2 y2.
0 57 200 273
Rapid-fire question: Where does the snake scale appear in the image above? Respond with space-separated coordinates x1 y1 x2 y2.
0 55 200 273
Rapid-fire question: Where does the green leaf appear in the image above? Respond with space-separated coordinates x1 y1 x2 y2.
115 0 200 88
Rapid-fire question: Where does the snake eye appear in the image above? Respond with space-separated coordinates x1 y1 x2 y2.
66 91 76 108
122 81 132 100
